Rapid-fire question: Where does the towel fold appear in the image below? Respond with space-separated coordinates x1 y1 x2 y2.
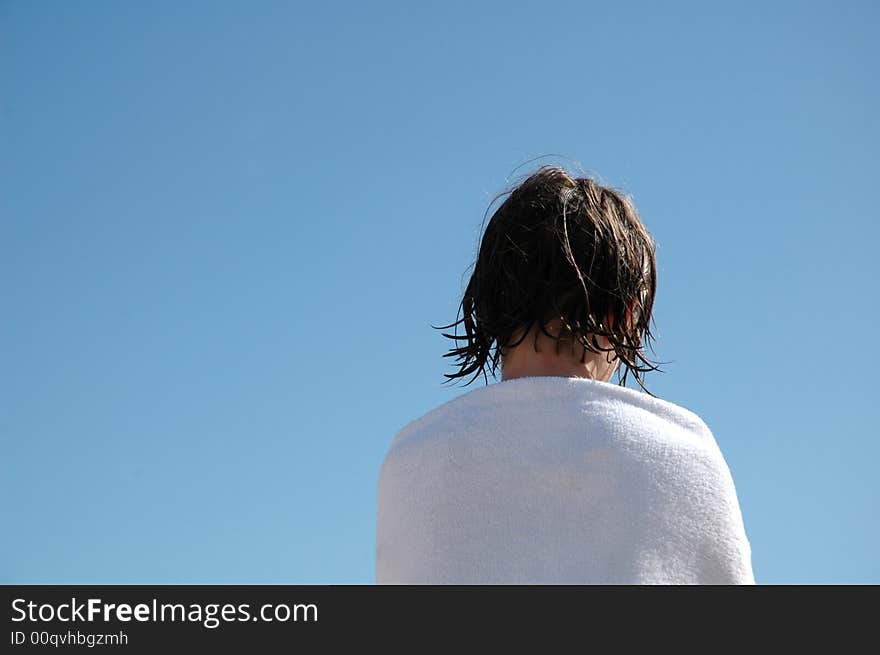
376 375 754 584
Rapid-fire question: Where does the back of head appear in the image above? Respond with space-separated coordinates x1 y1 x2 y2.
436 165 659 391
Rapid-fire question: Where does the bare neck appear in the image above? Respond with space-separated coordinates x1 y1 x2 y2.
500 323 619 383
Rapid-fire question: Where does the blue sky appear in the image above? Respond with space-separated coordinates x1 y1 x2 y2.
2 1 877 584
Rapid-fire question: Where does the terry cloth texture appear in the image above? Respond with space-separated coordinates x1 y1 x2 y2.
376 375 754 584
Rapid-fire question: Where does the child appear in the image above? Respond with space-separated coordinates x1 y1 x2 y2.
376 166 754 584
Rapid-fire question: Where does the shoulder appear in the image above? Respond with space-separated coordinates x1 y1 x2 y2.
611 383 717 442
384 383 498 454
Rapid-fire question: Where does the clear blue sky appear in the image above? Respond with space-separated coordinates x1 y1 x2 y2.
2 1 877 584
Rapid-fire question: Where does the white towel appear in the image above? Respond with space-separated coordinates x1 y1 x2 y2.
376 375 754 584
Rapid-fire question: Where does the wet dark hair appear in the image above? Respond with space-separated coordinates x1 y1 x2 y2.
433 165 661 393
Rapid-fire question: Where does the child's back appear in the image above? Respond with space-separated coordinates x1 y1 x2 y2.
376 375 754 584
376 165 754 584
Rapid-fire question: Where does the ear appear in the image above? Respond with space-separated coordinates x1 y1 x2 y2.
605 305 635 333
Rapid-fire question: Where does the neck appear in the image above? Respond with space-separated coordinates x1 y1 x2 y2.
500 322 619 383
